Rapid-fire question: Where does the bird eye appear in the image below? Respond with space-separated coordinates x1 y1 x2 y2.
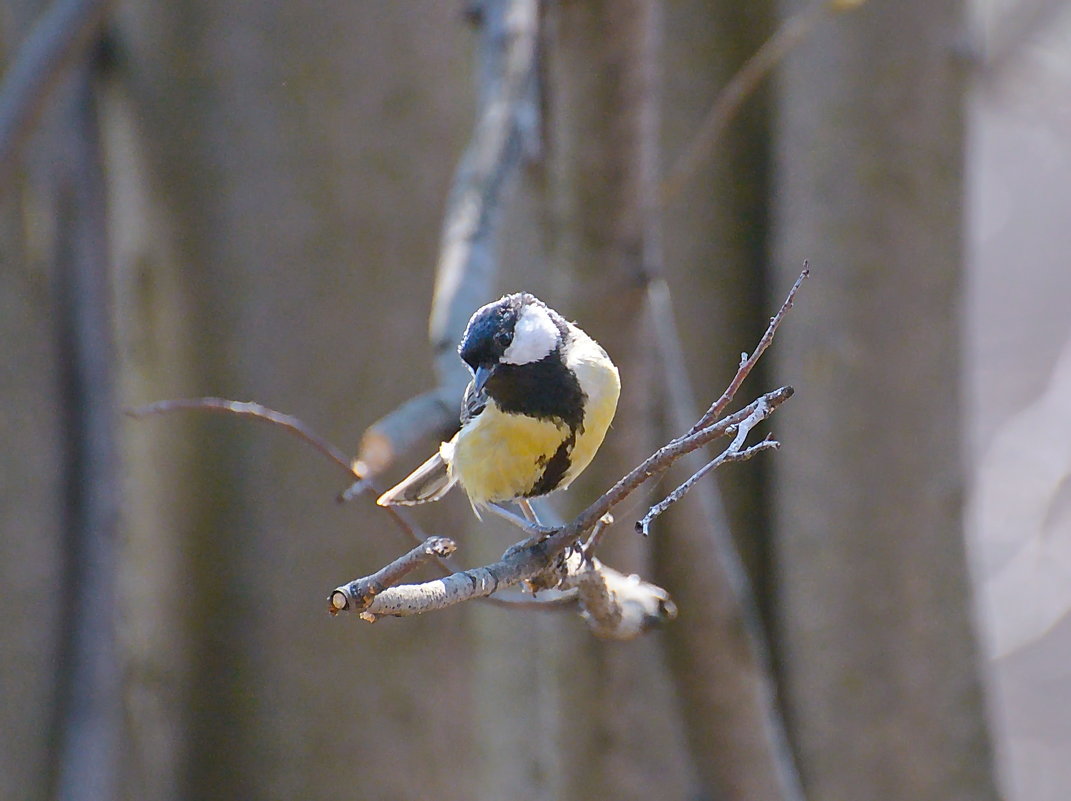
493 330 512 349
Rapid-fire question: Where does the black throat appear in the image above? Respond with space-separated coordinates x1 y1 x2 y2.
485 349 585 432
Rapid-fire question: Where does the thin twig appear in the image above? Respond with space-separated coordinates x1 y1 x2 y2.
126 397 354 472
640 398 780 535
689 267 808 435
638 435 779 536
582 513 615 559
126 397 434 545
553 387 794 548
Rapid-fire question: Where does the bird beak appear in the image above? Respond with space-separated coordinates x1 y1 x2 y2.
473 364 494 394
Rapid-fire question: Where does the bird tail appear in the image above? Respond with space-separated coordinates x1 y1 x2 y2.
376 440 457 506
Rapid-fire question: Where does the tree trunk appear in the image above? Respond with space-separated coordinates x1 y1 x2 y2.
479 3 698 799
0 5 67 798
655 3 807 800
110 3 477 799
0 4 120 798
771 1 1001 798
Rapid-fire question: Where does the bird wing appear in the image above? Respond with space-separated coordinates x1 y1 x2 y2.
460 378 486 425
376 439 458 506
377 379 482 508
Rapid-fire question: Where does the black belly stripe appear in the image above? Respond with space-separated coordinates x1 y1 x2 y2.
481 343 587 497
527 431 575 497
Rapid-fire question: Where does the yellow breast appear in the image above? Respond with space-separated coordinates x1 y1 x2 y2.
450 402 572 507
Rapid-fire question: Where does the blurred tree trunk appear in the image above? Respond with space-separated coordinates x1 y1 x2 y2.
0 7 65 801
660 0 774 581
50 64 122 801
109 3 477 800
771 1 1001 799
0 3 121 799
0 184 63 801
473 3 698 800
655 3 810 800
540 2 698 800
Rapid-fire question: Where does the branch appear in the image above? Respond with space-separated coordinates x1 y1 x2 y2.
329 536 457 616
351 390 453 478
332 538 676 640
51 58 121 801
336 544 543 618
0 0 110 185
125 396 436 547
330 389 790 632
352 0 539 479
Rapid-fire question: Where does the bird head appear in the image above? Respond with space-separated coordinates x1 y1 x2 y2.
458 293 564 393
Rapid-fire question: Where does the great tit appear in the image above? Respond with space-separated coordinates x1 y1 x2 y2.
377 293 621 512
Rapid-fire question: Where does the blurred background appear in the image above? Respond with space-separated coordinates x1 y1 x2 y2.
1 0 1068 799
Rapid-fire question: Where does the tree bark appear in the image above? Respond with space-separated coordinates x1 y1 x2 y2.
771 1 1001 799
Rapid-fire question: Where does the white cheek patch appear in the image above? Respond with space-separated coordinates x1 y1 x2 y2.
502 304 559 365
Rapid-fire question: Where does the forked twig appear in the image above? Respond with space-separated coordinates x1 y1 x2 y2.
638 432 779 536
330 536 458 616
689 266 807 434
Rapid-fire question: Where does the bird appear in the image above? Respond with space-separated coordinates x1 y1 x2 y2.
376 292 620 518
